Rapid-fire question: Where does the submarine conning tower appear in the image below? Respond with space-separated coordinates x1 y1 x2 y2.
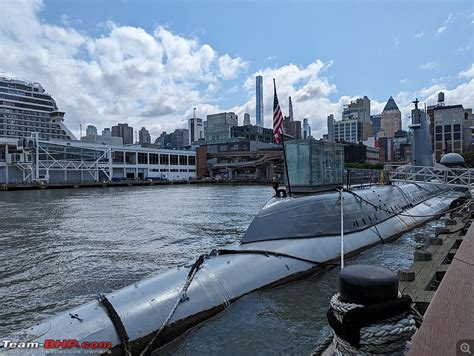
410 98 433 168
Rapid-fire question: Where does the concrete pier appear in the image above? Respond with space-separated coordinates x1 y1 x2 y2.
0 179 273 191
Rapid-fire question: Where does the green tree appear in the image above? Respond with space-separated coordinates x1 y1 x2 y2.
462 152 474 168
345 162 384 170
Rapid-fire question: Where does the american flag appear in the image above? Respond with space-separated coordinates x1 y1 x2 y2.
272 79 284 144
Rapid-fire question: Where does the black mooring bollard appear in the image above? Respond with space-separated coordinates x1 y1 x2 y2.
321 265 417 355
339 264 399 305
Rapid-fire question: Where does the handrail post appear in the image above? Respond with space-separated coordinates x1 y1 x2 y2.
338 188 344 269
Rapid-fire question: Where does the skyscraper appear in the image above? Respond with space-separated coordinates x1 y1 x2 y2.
288 96 294 121
342 96 371 123
243 113 251 126
85 125 97 137
188 116 204 144
138 127 151 144
380 96 401 138
205 112 238 143
303 118 311 139
341 96 372 140
327 114 335 142
256 75 264 127
154 129 189 149
282 117 302 139
112 123 133 144
370 114 382 137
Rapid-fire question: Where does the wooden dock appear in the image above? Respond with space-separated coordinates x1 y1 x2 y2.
403 209 474 355
399 211 472 314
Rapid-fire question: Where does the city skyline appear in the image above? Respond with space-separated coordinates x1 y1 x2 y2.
0 0 472 139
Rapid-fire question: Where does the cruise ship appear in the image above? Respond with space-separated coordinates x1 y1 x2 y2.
0 76 197 184
0 76 75 140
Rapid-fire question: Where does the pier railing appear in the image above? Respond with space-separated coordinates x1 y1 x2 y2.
385 164 474 189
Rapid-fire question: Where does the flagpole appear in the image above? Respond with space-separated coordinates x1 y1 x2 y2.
280 131 292 197
273 78 292 197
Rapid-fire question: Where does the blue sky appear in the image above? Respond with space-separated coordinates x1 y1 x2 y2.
1 0 473 138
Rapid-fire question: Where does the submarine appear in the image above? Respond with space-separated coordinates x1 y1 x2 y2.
2 105 470 355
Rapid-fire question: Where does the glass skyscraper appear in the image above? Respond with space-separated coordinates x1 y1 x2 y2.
256 75 264 127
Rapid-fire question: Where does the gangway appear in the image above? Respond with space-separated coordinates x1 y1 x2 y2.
385 164 474 189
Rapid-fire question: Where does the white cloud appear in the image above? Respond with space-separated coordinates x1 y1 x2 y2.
459 64 474 79
0 1 472 141
217 54 248 79
438 13 453 33
0 0 247 139
459 44 472 51
420 61 440 70
400 79 408 84
414 32 424 39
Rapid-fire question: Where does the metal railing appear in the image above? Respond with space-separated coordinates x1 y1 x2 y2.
344 168 384 189
385 164 474 189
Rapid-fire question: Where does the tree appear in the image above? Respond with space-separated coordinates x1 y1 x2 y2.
462 152 474 168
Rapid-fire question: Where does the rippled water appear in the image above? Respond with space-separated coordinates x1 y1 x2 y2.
0 185 444 354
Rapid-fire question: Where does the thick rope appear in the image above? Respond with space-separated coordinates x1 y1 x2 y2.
98 294 132 356
329 293 418 355
139 255 206 356
311 333 333 356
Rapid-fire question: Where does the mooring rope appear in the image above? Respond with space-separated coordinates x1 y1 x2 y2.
139 254 206 356
328 293 418 355
311 333 334 356
346 189 471 218
98 294 132 356
212 249 339 267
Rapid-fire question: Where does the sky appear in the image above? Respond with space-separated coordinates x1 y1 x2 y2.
0 0 473 140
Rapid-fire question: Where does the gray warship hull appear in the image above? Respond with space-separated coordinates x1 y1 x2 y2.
2 183 467 355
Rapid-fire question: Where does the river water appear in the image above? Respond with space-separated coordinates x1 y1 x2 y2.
0 185 443 354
